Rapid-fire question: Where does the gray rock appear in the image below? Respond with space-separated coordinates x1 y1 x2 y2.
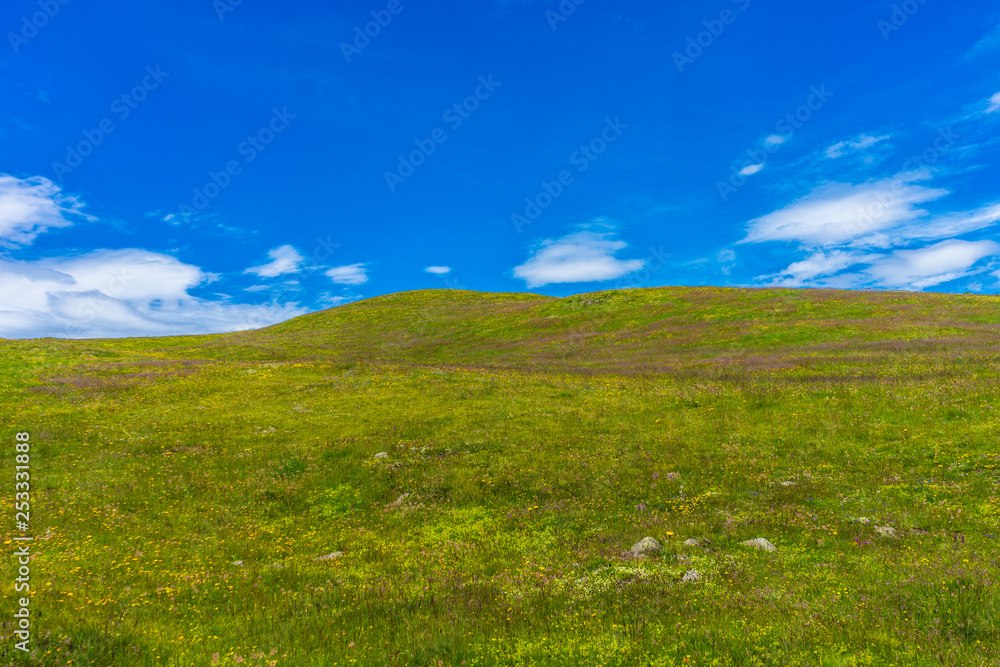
374 452 389 459
875 526 899 539
682 570 702 582
629 536 662 556
316 551 344 561
232 560 243 566
742 537 777 553
780 481 797 487
683 538 701 547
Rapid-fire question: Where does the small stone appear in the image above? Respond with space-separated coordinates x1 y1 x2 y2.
374 452 389 459
316 551 344 561
232 560 243 566
742 537 777 553
675 555 691 563
629 536 662 556
780 481 796 487
875 526 899 539
682 570 702 582
683 538 701 547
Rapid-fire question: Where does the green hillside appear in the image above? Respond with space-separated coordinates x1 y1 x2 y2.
1 287 998 666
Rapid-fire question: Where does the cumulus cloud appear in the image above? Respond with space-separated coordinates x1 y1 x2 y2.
244 245 304 277
740 164 764 176
325 263 368 285
0 174 91 247
513 231 644 288
0 249 308 338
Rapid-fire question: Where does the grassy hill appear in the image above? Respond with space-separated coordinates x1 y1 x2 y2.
1 287 998 666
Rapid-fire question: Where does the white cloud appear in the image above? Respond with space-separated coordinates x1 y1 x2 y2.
766 250 869 283
0 249 308 338
864 239 1000 289
325 263 368 285
764 135 786 147
742 173 951 247
824 134 890 159
513 231 644 288
424 266 451 275
986 92 1000 114
0 174 91 247
740 164 764 176
244 245 304 278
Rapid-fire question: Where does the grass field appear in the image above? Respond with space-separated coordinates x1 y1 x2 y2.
1 286 999 666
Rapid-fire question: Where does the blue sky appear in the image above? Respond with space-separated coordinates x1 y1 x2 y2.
2 0 999 337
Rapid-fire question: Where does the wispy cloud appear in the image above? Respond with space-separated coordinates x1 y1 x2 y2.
325 263 369 285
244 245 304 277
0 174 91 247
986 91 1000 114
513 230 644 288
741 172 955 248
824 133 891 159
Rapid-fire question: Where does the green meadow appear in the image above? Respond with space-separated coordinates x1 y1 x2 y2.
1 286 999 666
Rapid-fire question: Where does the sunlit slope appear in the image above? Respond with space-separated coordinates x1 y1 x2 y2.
193 287 1000 374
